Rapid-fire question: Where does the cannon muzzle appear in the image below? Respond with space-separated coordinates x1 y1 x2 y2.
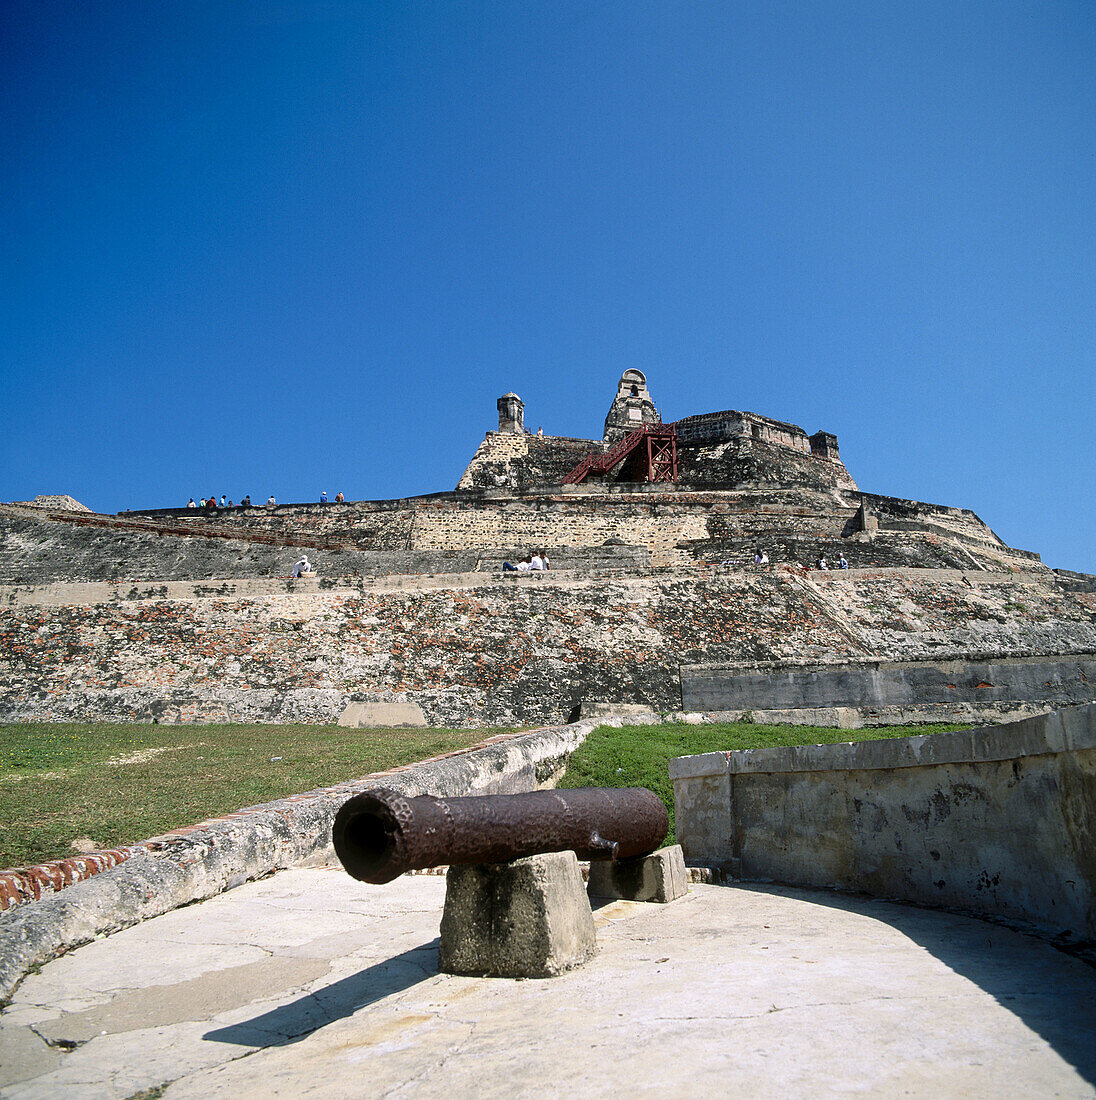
333 787 669 884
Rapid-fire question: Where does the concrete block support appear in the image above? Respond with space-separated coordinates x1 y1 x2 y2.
439 852 597 978
587 845 688 903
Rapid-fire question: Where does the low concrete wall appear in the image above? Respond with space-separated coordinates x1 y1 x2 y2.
0 721 594 1002
681 656 1096 714
670 705 1096 945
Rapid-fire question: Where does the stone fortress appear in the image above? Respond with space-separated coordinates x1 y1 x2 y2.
2 371 1095 727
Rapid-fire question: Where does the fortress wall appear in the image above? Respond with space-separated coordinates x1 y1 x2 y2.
682 655 1096 712
2 571 1094 728
857 493 1040 558
676 438 858 493
670 705 1096 943
673 410 812 453
409 500 711 564
457 432 595 491
457 425 857 496
0 512 450 584
148 502 419 550
4 488 1049 586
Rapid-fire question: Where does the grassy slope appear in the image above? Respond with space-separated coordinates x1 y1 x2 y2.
0 723 494 868
556 721 965 844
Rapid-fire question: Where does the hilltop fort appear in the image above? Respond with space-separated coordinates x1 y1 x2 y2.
1 372 1094 727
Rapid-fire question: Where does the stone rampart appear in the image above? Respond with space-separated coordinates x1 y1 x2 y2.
670 705 1096 945
3 568 1094 727
457 432 597 491
681 655 1096 713
458 424 859 494
5 479 1047 585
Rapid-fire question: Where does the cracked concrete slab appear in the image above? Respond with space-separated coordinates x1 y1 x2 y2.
1 866 1095 1099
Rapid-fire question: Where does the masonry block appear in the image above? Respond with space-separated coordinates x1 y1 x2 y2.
338 701 427 728
587 844 688 903
439 851 596 978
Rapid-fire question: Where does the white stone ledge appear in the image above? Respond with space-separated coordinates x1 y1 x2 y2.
669 704 1096 779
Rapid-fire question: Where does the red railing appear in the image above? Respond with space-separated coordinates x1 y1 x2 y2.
562 424 678 484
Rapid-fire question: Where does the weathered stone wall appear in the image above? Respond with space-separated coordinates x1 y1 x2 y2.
138 501 419 549
670 705 1096 944
0 511 419 584
681 655 1096 712
0 510 649 585
457 425 858 495
674 409 811 453
675 437 857 493
2 484 1053 590
409 497 711 564
457 433 597 491
2 568 1093 727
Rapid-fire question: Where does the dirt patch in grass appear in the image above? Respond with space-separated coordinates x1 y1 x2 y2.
557 721 966 845
0 722 509 869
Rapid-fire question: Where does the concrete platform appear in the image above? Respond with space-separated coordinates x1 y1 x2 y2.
1 867 1094 1099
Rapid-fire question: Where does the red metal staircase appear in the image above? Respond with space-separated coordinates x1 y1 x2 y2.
562 424 678 485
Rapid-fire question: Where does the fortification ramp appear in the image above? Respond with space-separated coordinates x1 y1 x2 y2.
681 655 1096 718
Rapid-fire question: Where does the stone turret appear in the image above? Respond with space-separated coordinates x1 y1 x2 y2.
603 370 660 443
498 393 524 434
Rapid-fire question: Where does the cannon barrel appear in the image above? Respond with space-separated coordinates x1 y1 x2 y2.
332 787 669 884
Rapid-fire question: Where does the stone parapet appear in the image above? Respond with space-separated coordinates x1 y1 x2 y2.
671 704 1096 945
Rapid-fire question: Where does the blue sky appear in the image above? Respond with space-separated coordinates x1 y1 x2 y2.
2 1 1094 572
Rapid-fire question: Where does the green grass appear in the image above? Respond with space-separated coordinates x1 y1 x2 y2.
0 722 502 869
1 719 967 871
557 721 966 844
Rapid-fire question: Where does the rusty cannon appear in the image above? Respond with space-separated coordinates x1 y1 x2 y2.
332 786 669 885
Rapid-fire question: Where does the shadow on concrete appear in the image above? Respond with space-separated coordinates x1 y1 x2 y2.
204 939 439 1049
741 883 1096 1088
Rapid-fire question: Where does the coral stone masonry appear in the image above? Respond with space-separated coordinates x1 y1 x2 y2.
2 373 1094 725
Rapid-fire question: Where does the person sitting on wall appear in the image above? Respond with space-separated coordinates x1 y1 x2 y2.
186 498 196 508
267 495 276 505
540 549 550 570
759 551 769 564
220 495 227 507
516 556 533 571
838 554 849 569
530 552 545 570
241 495 251 507
335 491 344 503
293 555 313 578
502 560 517 571
818 556 829 570
320 490 328 503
